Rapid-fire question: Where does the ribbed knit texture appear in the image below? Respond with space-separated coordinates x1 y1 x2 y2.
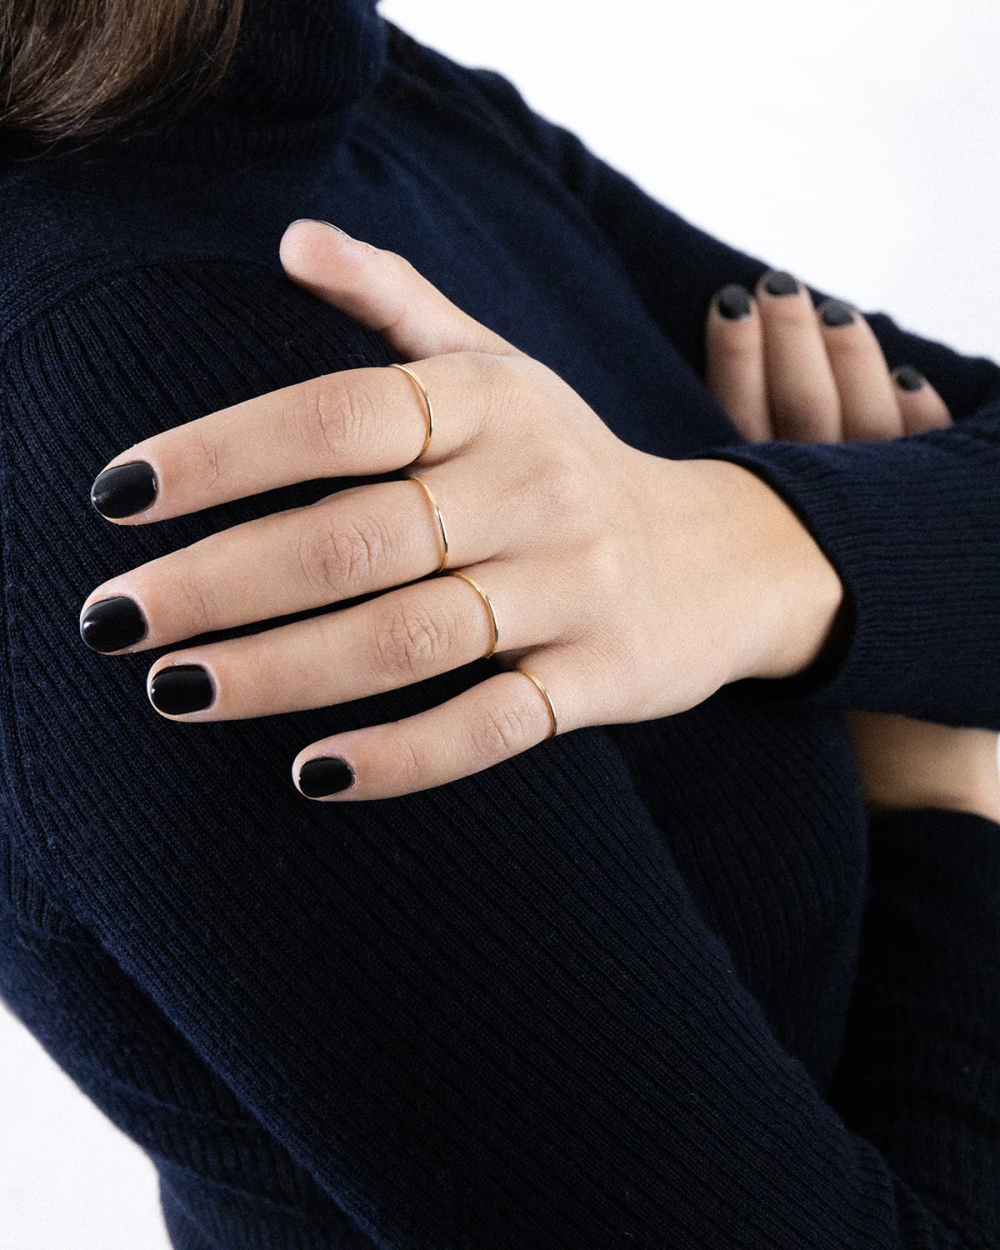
0 4 998 1247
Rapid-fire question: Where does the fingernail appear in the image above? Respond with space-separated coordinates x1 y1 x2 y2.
80 596 147 652
90 461 157 519
894 365 925 392
287 217 354 239
297 757 355 797
716 284 752 321
149 665 214 715
819 299 855 328
762 270 800 297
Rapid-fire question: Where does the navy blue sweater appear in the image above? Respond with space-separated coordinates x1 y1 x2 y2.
1 3 999 1246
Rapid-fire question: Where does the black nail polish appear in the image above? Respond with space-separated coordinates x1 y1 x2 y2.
90 461 157 519
297 757 355 797
716 284 752 321
894 365 925 392
149 665 214 715
79 596 147 652
819 299 855 328
763 270 799 297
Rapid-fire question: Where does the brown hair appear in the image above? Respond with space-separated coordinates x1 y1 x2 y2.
0 0 246 144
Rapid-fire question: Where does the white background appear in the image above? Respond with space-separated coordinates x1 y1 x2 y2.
3 3 999 1247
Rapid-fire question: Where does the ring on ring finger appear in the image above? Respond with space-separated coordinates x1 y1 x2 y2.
146 562 546 721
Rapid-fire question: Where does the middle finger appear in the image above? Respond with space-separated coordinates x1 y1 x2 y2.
79 467 503 654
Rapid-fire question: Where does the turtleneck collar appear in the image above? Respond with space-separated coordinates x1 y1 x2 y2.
205 0 387 124
125 0 389 163
0 0 388 165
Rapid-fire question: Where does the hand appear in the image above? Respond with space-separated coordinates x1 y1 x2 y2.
78 223 843 800
706 272 1000 824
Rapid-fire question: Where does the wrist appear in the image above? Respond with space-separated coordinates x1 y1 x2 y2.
845 711 1000 825
687 458 846 685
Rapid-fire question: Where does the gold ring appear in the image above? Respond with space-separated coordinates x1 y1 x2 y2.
517 668 558 740
449 571 499 659
389 362 434 461
409 474 449 572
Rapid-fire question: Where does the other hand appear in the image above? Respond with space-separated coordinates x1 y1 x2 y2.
706 273 1000 824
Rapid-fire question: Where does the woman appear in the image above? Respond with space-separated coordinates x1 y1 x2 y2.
1 1 999 1247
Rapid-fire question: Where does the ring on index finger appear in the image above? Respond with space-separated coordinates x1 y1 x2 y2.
389 362 434 461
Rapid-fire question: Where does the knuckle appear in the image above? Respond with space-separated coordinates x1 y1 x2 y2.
467 351 526 435
583 533 629 594
298 510 389 597
386 249 415 277
373 600 450 677
470 700 530 759
300 378 376 459
537 448 592 520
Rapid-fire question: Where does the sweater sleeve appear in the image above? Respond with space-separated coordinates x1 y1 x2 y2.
826 806 1000 1242
2 257 998 1248
464 64 1000 730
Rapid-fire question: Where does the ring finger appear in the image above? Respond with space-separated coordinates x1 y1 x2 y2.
815 299 903 440
144 559 562 720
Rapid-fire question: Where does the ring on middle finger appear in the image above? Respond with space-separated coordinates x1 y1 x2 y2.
408 473 450 572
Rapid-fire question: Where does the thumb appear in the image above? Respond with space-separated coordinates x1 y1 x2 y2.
279 219 517 361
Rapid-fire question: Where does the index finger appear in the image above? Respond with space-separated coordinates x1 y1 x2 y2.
89 352 489 524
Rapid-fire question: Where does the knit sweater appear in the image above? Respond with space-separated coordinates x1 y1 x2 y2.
0 2 999 1247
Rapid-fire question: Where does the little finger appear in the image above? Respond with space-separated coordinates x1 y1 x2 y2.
291 657 573 800
891 366 953 434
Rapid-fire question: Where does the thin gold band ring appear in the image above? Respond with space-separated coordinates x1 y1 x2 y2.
517 668 558 740
449 570 499 659
409 474 449 572
391 364 558 742
389 362 434 461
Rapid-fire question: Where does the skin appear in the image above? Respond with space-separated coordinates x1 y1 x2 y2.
706 275 1000 825
79 221 1000 818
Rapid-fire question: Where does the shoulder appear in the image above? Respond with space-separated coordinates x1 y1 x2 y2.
0 150 397 913
375 22 569 173
0 137 391 408
0 137 302 346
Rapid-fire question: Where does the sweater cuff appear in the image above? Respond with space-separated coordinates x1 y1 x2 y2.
677 428 1000 727
868 804 1000 845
